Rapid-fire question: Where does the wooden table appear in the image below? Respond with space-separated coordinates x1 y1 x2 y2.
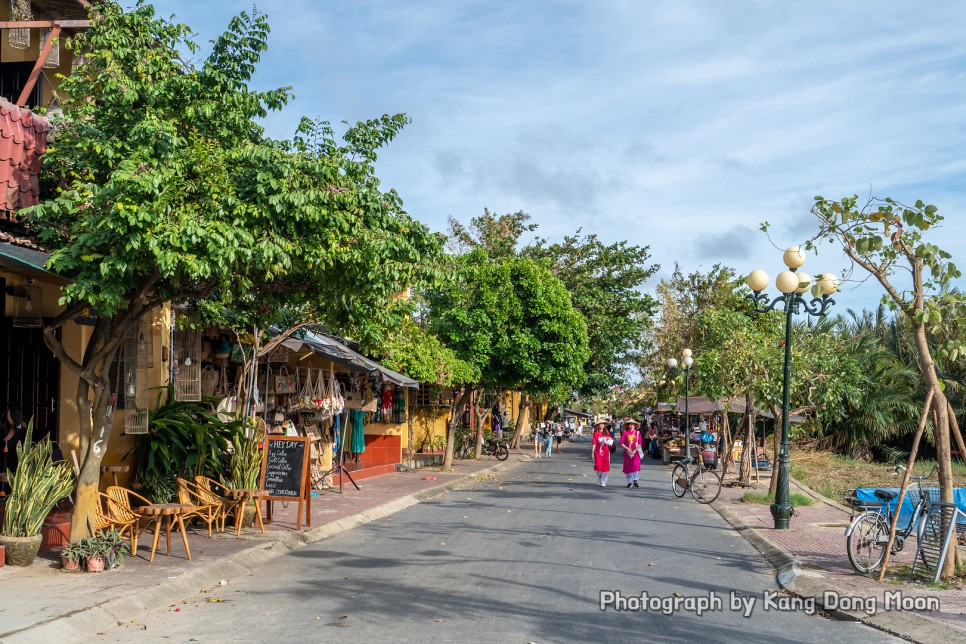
225 489 266 536
139 504 192 562
100 465 130 488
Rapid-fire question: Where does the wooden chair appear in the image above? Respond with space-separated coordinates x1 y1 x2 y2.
100 487 160 555
194 475 243 533
176 478 222 537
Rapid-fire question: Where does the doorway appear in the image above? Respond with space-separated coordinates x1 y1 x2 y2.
1 278 60 444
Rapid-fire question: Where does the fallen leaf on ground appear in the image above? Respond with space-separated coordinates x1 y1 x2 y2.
434 618 446 623
206 597 223 603
326 622 350 628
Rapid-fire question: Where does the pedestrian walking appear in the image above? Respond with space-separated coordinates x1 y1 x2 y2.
621 419 643 488
554 422 563 453
592 420 613 486
543 420 554 458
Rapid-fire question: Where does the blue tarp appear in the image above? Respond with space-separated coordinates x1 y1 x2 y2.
854 487 966 525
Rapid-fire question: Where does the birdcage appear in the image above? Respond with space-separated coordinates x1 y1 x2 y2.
8 0 31 50
11 279 42 328
41 28 59 68
173 328 202 401
122 324 150 434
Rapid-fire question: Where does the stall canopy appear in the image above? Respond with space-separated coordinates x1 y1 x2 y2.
272 328 418 389
675 396 804 422
563 408 593 419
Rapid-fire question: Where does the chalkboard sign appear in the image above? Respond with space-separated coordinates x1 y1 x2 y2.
260 436 311 529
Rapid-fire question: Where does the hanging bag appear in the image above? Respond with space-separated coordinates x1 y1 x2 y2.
299 368 315 411
201 365 220 397
274 366 297 394
329 374 344 415
320 371 329 411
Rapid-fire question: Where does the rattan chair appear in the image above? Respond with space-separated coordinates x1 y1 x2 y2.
194 475 243 533
176 478 222 537
101 487 160 555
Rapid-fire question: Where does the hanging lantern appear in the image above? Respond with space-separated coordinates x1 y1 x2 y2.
12 279 43 328
41 28 60 68
8 0 31 50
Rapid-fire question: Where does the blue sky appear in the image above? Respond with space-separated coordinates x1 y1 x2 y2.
153 0 965 313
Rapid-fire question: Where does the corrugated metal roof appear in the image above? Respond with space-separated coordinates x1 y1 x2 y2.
272 327 419 389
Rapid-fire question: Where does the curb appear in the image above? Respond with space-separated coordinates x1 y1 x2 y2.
1 457 524 644
709 487 966 644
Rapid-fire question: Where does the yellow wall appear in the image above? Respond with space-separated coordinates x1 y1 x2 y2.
411 406 449 451
2 271 170 489
0 3 72 107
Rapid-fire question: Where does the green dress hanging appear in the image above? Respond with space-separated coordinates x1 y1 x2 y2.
349 409 366 454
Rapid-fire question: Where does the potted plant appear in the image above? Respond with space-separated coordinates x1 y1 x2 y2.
0 420 75 567
431 434 447 453
223 425 264 527
82 534 108 572
60 540 85 572
99 528 130 569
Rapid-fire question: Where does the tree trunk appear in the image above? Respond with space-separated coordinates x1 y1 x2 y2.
473 393 490 460
443 387 471 470
909 325 955 578
509 394 529 449
738 392 754 483
720 409 733 478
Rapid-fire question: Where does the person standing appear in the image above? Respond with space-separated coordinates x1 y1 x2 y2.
554 422 563 454
621 419 643 488
543 420 554 458
592 420 613 487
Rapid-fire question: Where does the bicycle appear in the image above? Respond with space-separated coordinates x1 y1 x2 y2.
844 464 939 574
670 455 722 504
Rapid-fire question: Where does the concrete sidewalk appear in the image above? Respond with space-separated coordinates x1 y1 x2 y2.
0 452 525 644
709 466 966 644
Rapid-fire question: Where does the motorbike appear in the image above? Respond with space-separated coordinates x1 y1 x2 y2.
481 437 510 461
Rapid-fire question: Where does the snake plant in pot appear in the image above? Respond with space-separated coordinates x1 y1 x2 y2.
1 419 76 566
223 425 264 527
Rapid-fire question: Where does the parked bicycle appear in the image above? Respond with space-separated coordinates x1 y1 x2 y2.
456 433 510 461
670 455 722 504
844 464 939 574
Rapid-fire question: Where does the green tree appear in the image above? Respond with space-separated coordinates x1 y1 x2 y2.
427 251 590 454
810 195 965 577
526 231 659 395
26 3 440 539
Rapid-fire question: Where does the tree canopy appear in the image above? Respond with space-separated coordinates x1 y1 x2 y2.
25 2 440 539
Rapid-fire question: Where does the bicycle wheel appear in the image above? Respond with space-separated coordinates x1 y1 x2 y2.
846 512 888 574
671 464 689 497
495 445 509 461
690 468 722 504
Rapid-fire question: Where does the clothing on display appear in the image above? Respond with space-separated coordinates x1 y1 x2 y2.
349 409 366 454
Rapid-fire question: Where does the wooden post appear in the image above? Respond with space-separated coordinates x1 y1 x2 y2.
17 27 60 106
877 389 934 581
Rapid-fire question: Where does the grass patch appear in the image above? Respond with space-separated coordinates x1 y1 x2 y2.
788 447 966 505
740 491 813 506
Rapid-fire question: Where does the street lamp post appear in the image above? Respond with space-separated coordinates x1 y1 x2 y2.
667 349 695 460
746 246 838 530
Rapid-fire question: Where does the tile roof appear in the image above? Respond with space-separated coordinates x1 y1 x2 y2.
0 98 49 212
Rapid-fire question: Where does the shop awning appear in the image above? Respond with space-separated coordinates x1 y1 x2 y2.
0 241 52 274
271 327 418 389
563 408 593 418
374 364 419 389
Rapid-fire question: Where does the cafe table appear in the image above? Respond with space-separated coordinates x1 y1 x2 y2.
139 503 193 562
225 489 267 536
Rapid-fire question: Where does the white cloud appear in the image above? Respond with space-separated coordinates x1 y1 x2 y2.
146 0 966 313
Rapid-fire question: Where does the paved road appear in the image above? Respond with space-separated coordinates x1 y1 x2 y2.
95 442 898 643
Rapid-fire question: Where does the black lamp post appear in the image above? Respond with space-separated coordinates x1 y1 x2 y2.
667 349 694 461
746 246 838 530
